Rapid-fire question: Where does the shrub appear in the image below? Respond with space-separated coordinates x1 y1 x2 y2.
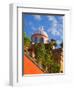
50 63 60 73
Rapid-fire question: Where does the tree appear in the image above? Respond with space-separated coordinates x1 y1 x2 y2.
34 43 54 72
51 63 60 73
24 32 31 48
34 43 46 68
45 39 61 73
49 39 57 49
43 52 53 72
24 32 26 38
34 40 61 73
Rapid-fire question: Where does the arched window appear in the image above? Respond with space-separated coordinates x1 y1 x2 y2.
34 37 38 43
40 37 44 43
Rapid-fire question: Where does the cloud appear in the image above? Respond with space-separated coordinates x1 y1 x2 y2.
47 16 63 37
60 35 63 40
47 16 56 21
33 15 41 20
47 26 62 36
51 29 60 36
58 16 63 22
31 26 36 31
47 16 57 26
56 40 62 45
28 21 37 31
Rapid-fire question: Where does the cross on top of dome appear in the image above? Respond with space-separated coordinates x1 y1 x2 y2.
38 26 48 38
39 26 44 32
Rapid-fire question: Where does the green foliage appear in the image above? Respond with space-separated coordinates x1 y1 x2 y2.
24 31 61 73
34 42 61 73
24 32 26 38
51 63 60 73
44 53 53 65
24 34 61 73
35 43 54 72
34 43 46 63
24 32 31 48
49 39 57 49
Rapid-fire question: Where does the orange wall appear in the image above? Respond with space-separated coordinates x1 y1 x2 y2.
24 55 44 74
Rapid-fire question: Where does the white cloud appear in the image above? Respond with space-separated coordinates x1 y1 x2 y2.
47 16 56 21
58 16 63 21
28 21 37 31
31 26 36 31
47 16 57 26
47 26 62 36
47 16 58 31
56 40 62 45
60 35 63 40
51 29 61 36
33 15 41 20
47 28 51 33
28 21 36 31
47 16 63 37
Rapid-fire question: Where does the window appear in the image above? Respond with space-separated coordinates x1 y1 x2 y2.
40 37 44 43
34 37 38 43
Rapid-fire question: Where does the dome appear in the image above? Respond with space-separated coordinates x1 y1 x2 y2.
31 26 49 44
35 26 48 38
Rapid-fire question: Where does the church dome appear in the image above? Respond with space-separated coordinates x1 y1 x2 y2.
31 26 49 44
35 26 48 38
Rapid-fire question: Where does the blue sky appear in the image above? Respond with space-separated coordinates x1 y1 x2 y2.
23 14 63 48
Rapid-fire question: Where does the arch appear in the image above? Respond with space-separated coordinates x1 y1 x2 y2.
40 37 44 43
34 37 38 43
